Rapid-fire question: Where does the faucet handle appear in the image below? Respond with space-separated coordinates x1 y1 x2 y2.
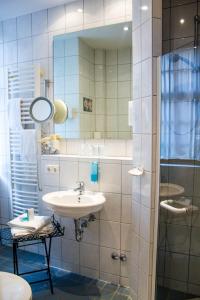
76 181 85 189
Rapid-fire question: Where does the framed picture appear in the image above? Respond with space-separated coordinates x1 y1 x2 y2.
83 97 93 112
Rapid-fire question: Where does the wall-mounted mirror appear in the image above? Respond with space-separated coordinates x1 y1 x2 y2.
53 22 132 139
30 97 68 124
30 97 54 123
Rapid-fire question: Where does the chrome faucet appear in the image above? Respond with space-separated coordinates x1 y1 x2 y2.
74 181 85 195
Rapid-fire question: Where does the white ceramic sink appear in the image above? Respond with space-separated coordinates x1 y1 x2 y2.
42 190 106 219
160 183 184 198
0 272 32 300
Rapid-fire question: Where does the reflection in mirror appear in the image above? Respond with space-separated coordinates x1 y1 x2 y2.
53 22 132 139
30 97 54 123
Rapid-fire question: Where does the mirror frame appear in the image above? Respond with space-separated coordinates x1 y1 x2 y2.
30 97 54 123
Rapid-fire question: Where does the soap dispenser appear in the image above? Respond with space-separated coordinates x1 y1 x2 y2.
90 161 99 183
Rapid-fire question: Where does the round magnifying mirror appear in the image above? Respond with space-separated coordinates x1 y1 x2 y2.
30 97 54 123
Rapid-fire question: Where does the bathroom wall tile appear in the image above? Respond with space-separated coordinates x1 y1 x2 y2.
4 41 17 65
33 34 48 60
60 160 78 188
138 270 152 300
80 266 99 279
106 49 117 66
3 18 17 42
95 81 105 98
132 100 142 134
80 243 100 269
121 223 131 251
100 272 120 285
189 255 200 285
82 220 100 245
139 238 153 275
118 64 131 82
141 58 152 98
0 45 3 67
141 171 155 208
95 64 106 82
141 19 152 61
118 81 131 98
132 200 141 235
51 237 62 260
0 22 3 44
32 10 48 35
62 238 80 265
122 163 132 194
17 14 31 39
141 134 153 172
18 37 32 63
166 223 190 255
100 220 120 249
95 49 106 65
132 63 142 100
120 251 131 278
61 217 76 240
118 48 131 64
103 140 126 157
84 0 104 26
121 194 132 223
140 206 155 243
48 5 66 32
41 159 59 187
165 252 189 282
100 193 121 222
106 65 117 82
106 82 117 98
104 0 126 21
99 162 121 193
132 27 141 64
66 0 83 29
100 246 120 275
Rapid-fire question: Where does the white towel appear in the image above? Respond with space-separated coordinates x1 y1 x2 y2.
21 129 37 162
8 215 51 231
11 223 54 238
8 99 22 130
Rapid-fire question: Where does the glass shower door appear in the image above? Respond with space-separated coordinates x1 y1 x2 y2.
156 47 200 300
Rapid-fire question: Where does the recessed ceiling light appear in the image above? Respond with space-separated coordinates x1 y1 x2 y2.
180 18 185 24
123 26 129 31
141 5 148 11
77 8 83 13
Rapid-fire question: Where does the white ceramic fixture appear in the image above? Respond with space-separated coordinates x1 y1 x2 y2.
42 190 106 219
160 198 198 215
0 272 32 300
160 183 184 198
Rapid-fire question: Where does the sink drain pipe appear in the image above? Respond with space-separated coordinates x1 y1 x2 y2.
74 214 96 242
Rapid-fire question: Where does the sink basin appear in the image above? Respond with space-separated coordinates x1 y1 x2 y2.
160 183 184 198
42 190 106 219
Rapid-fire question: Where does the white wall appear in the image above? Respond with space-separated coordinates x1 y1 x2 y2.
41 155 132 286
0 0 132 223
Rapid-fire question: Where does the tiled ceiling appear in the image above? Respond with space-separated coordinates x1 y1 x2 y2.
0 0 75 21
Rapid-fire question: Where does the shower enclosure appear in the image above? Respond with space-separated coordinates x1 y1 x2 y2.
155 46 200 300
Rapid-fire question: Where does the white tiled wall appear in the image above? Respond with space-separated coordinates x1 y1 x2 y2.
0 0 132 227
40 154 132 286
131 0 162 299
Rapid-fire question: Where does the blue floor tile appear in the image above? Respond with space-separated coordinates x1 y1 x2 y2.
0 246 131 300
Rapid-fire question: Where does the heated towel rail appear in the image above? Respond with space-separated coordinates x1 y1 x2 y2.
7 65 41 217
